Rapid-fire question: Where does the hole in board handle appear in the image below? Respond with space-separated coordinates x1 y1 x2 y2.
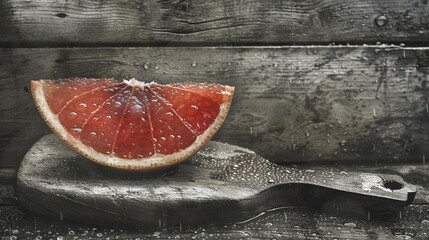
383 180 403 190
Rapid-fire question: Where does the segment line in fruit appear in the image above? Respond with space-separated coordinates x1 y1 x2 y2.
111 87 134 156
148 87 197 137
77 85 130 140
141 87 157 156
57 82 122 116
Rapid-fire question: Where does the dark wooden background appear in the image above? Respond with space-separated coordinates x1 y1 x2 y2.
1 0 429 238
1 0 429 45
1 0 429 168
2 47 429 168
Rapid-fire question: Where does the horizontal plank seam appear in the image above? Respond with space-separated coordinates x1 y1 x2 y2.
2 45 429 50
1 41 429 48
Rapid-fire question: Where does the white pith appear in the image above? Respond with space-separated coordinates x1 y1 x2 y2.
32 80 234 171
123 78 155 88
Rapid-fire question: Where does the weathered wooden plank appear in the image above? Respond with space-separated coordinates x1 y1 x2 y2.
1 46 429 167
0 168 16 181
0 0 428 45
307 164 429 205
17 134 416 227
6 161 429 238
1 204 429 239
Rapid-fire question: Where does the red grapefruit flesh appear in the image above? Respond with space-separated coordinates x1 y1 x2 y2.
31 78 234 171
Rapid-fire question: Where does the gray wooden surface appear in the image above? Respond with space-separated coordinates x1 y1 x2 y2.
1 205 429 239
17 134 416 227
0 0 428 45
4 157 429 239
1 46 429 167
3 138 429 239
4 159 429 239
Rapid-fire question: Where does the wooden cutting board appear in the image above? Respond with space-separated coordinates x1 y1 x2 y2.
17 134 416 227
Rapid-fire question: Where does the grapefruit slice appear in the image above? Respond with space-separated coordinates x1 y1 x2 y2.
31 78 234 171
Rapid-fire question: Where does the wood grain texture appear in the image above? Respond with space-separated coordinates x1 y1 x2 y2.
1 46 429 167
1 204 429 239
7 155 429 239
7 138 429 238
0 0 428 45
17 135 416 227
346 164 429 205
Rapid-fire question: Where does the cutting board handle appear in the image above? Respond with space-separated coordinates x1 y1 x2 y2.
17 135 417 227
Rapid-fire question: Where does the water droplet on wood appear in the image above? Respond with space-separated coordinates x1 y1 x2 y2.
344 222 357 227
375 15 387 27
143 62 150 69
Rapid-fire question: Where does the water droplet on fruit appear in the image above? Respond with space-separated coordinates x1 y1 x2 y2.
70 112 77 116
190 105 199 110
160 137 166 141
79 103 87 108
71 128 82 133
90 132 97 136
